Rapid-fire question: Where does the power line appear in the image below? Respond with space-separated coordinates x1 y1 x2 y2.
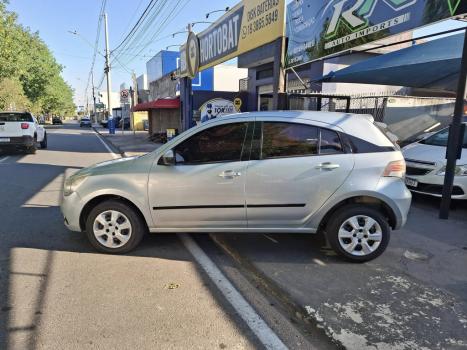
83 0 107 104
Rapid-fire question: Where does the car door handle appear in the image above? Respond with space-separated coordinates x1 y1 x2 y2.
218 170 241 178
315 162 340 170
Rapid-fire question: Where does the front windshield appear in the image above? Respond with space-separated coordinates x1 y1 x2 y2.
421 126 467 148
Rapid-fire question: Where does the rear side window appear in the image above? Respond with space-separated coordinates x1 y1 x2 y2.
320 128 343 154
175 122 248 164
0 113 33 122
261 122 319 159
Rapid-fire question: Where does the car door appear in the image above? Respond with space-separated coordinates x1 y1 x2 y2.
148 121 252 229
245 120 354 228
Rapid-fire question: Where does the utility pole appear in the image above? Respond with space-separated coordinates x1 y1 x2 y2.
131 71 137 135
91 71 97 124
104 13 112 122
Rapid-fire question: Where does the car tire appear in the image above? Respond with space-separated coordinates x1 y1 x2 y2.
26 144 37 154
40 133 47 149
325 205 390 262
85 200 146 254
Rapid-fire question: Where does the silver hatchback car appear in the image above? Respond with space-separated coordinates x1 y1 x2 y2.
61 111 411 262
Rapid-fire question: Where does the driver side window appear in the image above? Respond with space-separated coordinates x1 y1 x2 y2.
174 122 249 165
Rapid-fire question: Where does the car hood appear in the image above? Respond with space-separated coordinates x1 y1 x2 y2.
402 142 467 165
74 156 139 177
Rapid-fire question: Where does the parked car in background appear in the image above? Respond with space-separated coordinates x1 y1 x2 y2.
0 111 47 153
52 116 62 125
61 111 411 262
402 117 467 199
80 117 92 127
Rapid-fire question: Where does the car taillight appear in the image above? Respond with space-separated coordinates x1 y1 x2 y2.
21 123 29 129
383 160 406 178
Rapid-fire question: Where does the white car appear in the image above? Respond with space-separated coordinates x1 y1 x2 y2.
402 118 467 199
0 112 47 154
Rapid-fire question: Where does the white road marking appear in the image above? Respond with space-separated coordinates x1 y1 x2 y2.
93 131 119 159
263 234 279 244
0 156 10 163
178 233 288 350
312 258 327 266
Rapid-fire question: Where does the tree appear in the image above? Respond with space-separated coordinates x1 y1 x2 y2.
0 1 76 115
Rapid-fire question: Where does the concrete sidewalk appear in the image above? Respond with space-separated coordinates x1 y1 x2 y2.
93 126 162 157
211 195 467 350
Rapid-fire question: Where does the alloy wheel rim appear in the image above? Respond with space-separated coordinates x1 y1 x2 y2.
338 215 382 256
93 210 132 248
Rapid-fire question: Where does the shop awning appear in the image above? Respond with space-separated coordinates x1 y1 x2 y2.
133 97 180 112
319 33 464 92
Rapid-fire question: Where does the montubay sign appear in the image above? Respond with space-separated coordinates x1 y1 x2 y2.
180 0 285 77
286 0 467 68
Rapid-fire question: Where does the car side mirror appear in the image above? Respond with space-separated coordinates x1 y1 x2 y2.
159 149 175 166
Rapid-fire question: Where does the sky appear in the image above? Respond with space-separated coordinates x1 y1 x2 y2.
6 0 467 108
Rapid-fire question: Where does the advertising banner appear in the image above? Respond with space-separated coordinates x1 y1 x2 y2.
199 98 239 123
286 0 467 68
180 0 286 77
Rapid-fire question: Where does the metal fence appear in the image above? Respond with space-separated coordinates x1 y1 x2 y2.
286 93 388 122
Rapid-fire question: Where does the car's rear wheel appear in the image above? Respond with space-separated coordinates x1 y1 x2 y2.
325 205 390 262
40 133 47 149
85 200 146 254
26 144 36 154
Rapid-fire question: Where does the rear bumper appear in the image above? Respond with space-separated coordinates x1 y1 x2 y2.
0 135 34 148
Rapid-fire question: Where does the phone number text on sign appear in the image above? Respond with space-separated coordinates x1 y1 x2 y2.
242 0 280 39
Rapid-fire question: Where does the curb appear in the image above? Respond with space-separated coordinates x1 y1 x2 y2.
209 234 342 349
92 127 127 157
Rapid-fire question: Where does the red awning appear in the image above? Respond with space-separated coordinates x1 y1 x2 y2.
133 97 180 112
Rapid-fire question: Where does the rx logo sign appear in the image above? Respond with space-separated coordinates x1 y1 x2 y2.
326 0 416 38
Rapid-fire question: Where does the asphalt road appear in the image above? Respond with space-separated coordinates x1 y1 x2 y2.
0 124 273 350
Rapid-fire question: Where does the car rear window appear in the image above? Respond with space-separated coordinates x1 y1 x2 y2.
0 113 33 122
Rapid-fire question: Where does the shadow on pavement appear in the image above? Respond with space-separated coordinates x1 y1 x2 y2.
0 156 259 349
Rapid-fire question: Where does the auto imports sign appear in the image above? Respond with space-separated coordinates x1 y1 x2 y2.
180 0 285 77
286 0 467 68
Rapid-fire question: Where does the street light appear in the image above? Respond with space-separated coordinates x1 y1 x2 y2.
67 30 105 58
166 44 182 50
206 7 229 19
191 21 213 28
172 30 188 38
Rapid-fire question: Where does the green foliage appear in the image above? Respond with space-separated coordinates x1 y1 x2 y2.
0 1 75 115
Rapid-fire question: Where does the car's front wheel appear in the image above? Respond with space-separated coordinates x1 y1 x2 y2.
325 205 390 262
85 200 146 253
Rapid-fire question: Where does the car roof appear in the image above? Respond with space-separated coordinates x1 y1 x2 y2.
220 110 374 125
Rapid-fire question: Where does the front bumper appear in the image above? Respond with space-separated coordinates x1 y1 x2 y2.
0 135 34 148
60 192 84 232
405 173 467 199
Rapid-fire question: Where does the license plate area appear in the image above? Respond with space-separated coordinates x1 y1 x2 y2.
405 177 418 187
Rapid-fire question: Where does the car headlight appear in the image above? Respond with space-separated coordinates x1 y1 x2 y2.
63 175 87 196
436 164 467 177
